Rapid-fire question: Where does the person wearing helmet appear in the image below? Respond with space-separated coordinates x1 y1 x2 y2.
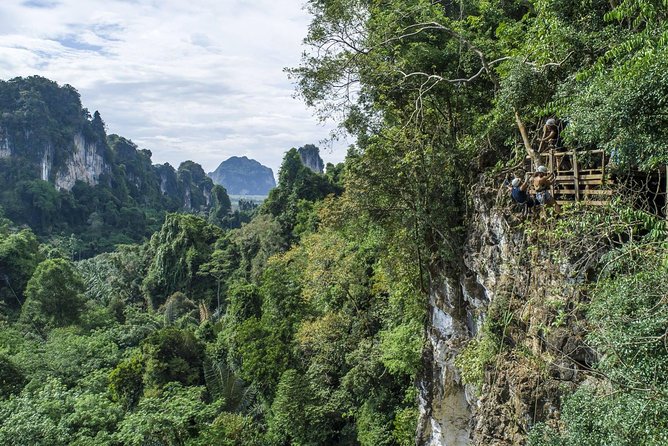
533 165 559 211
508 173 535 208
539 118 559 153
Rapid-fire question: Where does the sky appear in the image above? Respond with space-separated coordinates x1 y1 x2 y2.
0 0 347 176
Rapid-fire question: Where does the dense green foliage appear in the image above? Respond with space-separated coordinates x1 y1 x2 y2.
529 244 668 446
0 226 42 310
19 258 85 333
142 214 223 309
0 146 422 444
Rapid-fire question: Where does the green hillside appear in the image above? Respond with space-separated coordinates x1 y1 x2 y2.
0 76 232 256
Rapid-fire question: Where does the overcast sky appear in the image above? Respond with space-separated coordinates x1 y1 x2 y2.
0 0 346 176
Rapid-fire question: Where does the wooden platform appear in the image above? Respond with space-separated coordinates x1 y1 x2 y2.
526 149 613 206
519 149 668 217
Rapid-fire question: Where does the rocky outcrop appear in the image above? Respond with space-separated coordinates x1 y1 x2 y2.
54 133 110 190
208 156 275 195
178 161 214 210
156 163 179 197
298 144 324 173
0 76 224 246
418 179 593 445
0 127 110 191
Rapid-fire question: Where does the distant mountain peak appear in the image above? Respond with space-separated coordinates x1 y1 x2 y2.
207 156 275 195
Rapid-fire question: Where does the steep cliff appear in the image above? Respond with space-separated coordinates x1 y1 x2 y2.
0 122 114 192
0 77 111 191
177 161 214 210
54 133 110 190
0 125 13 158
297 144 324 173
208 156 275 195
0 77 215 210
418 178 595 445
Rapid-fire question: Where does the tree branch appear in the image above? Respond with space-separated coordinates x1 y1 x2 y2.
515 110 539 165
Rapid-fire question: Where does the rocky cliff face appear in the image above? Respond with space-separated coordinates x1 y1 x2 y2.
0 122 215 211
0 125 110 191
0 76 230 256
156 163 180 198
418 179 592 445
417 274 472 446
298 144 324 173
54 133 110 190
208 156 275 195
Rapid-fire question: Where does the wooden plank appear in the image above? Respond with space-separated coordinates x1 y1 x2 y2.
581 200 610 206
556 200 609 206
556 174 604 181
582 189 615 195
582 179 606 185
557 189 615 195
549 150 555 198
581 173 604 180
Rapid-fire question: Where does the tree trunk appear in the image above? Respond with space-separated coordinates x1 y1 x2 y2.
514 109 539 167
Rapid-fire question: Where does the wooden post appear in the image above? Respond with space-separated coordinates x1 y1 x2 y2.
549 150 556 200
573 151 580 202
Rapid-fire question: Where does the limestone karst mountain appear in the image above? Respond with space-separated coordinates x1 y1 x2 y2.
207 156 276 195
297 144 324 173
0 76 223 253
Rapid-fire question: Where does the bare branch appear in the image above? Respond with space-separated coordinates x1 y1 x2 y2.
525 51 575 70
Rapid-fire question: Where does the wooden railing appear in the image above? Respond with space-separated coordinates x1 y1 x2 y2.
526 149 613 206
520 149 668 217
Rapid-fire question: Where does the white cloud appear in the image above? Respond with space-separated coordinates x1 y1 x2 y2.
0 0 347 176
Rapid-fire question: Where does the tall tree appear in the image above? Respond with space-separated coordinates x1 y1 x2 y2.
0 229 41 309
19 258 85 332
142 214 223 308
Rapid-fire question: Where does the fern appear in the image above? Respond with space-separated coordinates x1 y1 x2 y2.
203 357 254 412
161 292 196 326
203 357 224 401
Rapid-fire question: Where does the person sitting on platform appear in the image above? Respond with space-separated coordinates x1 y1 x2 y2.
533 166 560 212
508 174 535 209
